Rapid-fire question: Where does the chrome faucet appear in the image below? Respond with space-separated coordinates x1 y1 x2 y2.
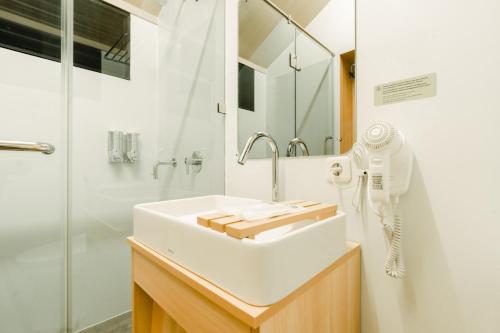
152 159 177 179
286 138 310 157
238 132 280 202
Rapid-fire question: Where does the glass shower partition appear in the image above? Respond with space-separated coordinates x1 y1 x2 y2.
157 0 226 200
69 0 159 330
0 1 67 332
0 0 225 332
70 0 225 331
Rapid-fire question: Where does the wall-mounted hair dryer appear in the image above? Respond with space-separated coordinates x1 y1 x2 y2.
362 121 413 278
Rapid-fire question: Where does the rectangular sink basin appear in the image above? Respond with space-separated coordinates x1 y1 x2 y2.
133 195 346 306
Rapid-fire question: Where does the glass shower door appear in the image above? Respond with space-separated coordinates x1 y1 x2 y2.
0 1 67 332
158 0 226 200
295 31 335 156
69 1 160 331
70 0 226 330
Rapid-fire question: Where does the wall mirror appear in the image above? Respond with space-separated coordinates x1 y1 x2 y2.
237 0 356 158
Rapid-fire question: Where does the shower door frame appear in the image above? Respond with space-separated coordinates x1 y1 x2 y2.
62 0 74 331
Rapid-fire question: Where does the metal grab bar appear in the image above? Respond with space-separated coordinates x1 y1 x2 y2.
0 140 55 155
259 0 335 56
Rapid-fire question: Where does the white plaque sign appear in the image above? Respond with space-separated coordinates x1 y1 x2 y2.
374 73 437 106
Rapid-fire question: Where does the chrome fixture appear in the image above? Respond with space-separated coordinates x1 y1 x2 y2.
108 130 124 163
324 136 342 155
109 130 141 163
289 53 302 71
238 132 279 202
217 102 226 114
286 138 310 157
185 151 203 175
0 140 55 154
125 132 139 163
152 159 177 179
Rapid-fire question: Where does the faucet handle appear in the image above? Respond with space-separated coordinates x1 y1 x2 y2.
184 157 190 175
185 151 203 175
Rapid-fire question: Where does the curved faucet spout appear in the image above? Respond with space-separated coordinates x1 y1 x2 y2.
238 132 280 202
286 138 310 157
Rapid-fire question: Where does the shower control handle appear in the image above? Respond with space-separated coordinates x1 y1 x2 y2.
185 151 203 175
0 140 55 154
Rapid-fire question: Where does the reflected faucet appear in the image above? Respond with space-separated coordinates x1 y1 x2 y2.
286 138 310 157
324 136 342 155
238 132 279 202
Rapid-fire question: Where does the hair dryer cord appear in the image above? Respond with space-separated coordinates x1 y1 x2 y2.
384 213 405 278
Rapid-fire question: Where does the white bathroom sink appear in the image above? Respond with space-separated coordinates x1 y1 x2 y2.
133 195 346 306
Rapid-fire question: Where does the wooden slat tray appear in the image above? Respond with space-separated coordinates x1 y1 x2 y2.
197 200 337 239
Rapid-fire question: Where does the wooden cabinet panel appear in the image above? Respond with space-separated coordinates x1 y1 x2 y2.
132 250 250 333
258 250 360 333
130 238 360 333
340 50 356 154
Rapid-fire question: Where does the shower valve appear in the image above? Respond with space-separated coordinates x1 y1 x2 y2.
185 151 203 175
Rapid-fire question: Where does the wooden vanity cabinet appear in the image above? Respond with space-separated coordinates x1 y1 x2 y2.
129 238 360 333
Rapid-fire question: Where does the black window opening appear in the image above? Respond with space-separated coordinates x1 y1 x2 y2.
0 0 130 80
238 63 255 112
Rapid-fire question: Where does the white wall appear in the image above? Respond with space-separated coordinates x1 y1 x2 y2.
356 0 500 331
226 0 500 332
308 0 355 55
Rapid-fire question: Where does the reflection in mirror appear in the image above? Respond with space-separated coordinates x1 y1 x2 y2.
238 0 295 159
295 30 334 156
237 0 356 158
